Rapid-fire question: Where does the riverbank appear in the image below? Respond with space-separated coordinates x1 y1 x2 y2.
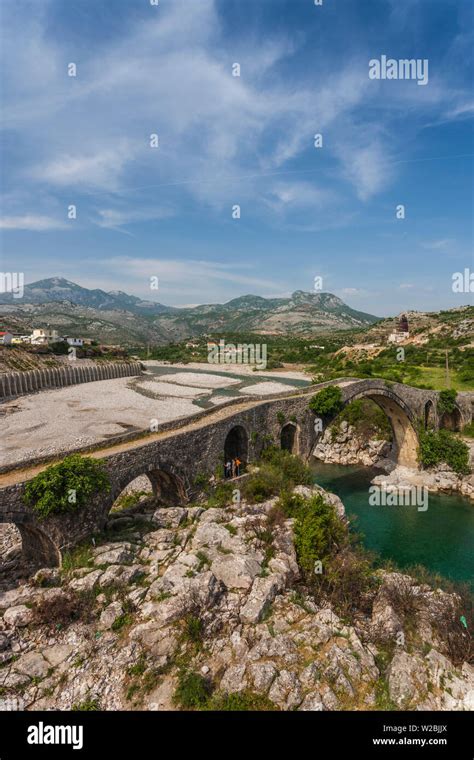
313 421 474 501
372 463 474 501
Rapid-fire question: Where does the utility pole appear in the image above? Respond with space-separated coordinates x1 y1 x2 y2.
445 349 450 388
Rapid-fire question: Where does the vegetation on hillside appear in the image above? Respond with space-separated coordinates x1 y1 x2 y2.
309 343 473 390
418 429 470 475
24 454 110 519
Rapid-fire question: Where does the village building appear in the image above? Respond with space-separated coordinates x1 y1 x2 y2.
30 328 61 345
64 336 84 347
0 331 13 345
388 314 410 344
10 334 30 344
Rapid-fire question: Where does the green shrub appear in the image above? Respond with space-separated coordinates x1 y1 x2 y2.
24 455 110 519
72 696 101 711
207 690 278 711
194 473 209 488
278 492 347 577
206 482 234 508
418 429 470 475
182 615 204 649
438 389 457 415
112 490 150 512
335 399 392 440
309 385 343 417
462 422 474 438
261 447 313 486
242 465 286 503
173 671 211 709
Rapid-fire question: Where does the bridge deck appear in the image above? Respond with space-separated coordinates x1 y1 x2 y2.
0 386 322 488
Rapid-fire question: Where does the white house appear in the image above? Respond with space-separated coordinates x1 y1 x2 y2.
30 328 61 345
0 331 13 345
64 337 84 347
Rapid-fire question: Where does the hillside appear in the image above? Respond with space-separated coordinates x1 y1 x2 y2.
352 306 474 349
0 278 175 316
0 279 379 346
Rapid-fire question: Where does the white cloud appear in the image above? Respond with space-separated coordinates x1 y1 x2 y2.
1 0 471 230
95 206 174 230
0 215 67 231
335 141 392 201
30 143 134 192
421 239 454 251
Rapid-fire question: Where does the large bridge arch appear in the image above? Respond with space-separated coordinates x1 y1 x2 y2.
361 393 418 467
318 384 421 468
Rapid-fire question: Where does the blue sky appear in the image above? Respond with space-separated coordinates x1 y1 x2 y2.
0 0 473 314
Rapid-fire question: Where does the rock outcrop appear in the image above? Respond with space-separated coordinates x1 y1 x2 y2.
0 488 472 712
372 464 474 501
313 421 390 467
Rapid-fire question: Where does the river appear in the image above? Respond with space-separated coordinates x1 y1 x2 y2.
310 460 474 586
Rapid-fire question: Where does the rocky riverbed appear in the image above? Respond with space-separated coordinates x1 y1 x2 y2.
313 421 390 467
0 485 472 712
314 422 474 501
372 464 474 501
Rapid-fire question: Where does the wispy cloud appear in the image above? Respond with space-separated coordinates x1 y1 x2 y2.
0 215 67 231
421 239 455 251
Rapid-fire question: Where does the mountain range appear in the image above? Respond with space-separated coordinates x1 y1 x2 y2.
0 277 379 345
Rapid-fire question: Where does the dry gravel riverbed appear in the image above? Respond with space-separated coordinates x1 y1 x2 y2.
0 366 308 468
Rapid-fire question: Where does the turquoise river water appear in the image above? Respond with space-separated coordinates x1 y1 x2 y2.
310 460 474 586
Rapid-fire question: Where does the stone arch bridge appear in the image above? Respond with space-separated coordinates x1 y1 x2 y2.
0 378 472 566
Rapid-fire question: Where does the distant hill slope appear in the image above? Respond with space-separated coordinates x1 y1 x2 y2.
0 278 379 345
352 306 474 347
0 277 175 316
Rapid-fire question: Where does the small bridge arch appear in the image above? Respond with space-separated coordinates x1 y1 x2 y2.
224 424 249 464
424 400 436 430
109 466 187 511
281 422 298 453
439 407 462 432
